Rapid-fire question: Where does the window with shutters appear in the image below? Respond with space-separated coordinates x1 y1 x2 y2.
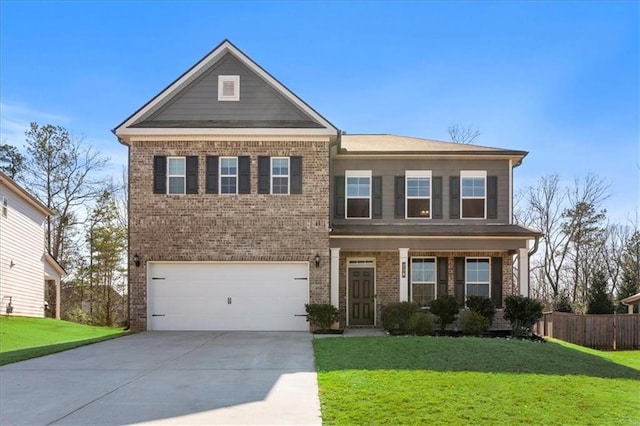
406 170 431 219
218 75 240 101
346 170 371 219
219 157 238 194
461 170 486 219
411 258 436 307
167 157 186 195
466 258 490 298
271 157 289 194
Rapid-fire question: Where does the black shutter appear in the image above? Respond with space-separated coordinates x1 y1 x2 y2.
491 257 503 308
432 176 443 219
454 257 465 306
185 156 198 194
450 176 460 219
487 176 498 219
290 156 302 194
205 156 218 194
372 176 382 219
334 176 345 218
437 257 448 298
394 176 405 218
153 156 166 194
258 156 270 194
238 156 250 194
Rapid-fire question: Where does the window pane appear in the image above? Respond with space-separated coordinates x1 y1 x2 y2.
462 177 485 197
221 176 237 194
411 259 435 282
347 199 370 218
412 283 435 307
221 158 237 175
468 283 489 298
346 177 370 197
272 158 289 176
462 199 485 218
168 158 185 175
407 177 430 197
407 199 430 218
272 177 288 194
168 177 184 194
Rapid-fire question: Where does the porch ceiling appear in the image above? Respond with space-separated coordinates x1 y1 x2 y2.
330 224 541 238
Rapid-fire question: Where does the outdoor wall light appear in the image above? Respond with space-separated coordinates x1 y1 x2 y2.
314 254 321 268
133 253 141 268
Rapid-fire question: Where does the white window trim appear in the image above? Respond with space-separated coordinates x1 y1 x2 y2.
219 156 238 195
218 75 240 101
2 196 7 218
405 170 432 219
271 157 290 195
167 156 186 195
460 170 487 220
345 170 372 219
465 257 491 300
410 257 437 306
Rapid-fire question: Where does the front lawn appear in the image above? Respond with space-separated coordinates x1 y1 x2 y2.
314 337 640 425
0 316 126 366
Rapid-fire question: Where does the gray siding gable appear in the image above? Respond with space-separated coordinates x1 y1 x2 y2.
134 53 323 128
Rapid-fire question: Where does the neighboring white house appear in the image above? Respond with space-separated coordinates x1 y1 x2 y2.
0 171 65 318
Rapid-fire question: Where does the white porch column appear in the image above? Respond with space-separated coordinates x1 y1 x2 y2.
55 279 61 320
330 248 341 309
518 248 529 297
399 248 409 302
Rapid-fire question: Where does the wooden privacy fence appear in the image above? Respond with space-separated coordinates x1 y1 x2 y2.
534 312 640 350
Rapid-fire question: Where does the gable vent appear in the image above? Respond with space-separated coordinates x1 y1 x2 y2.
218 75 240 101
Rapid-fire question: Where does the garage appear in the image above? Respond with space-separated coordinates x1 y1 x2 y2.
147 262 309 331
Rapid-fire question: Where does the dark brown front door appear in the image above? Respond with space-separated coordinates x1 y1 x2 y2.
349 268 375 325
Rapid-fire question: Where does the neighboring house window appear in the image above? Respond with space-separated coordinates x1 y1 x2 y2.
271 157 290 194
218 75 240 101
167 157 186 194
406 170 431 219
461 170 486 219
346 171 372 219
466 258 490 298
2 196 7 218
220 157 238 194
411 258 436 307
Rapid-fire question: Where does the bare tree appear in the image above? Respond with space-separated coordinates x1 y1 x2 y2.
448 123 480 144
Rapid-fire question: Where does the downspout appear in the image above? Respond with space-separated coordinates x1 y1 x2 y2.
112 129 131 330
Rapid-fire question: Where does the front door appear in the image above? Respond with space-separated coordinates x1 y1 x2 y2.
349 268 375 325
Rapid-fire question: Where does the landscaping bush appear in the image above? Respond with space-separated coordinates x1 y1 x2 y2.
406 312 434 336
466 296 496 323
381 302 419 334
429 295 459 332
305 303 340 332
503 295 544 337
460 310 491 336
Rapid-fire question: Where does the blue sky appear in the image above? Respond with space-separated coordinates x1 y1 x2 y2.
1 1 638 221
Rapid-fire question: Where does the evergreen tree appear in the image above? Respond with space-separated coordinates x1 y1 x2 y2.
587 270 614 314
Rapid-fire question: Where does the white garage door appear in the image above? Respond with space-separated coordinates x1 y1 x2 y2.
147 262 309 331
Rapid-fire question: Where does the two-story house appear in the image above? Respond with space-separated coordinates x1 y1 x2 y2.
114 40 540 331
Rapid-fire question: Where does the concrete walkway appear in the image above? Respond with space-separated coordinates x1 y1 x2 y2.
0 332 321 425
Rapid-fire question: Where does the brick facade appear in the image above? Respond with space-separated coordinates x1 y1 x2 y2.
128 138 331 330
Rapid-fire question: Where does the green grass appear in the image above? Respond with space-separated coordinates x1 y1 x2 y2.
314 336 640 425
0 316 127 366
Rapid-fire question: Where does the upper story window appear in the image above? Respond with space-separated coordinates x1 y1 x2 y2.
346 170 371 219
271 157 290 195
411 257 436 307
466 258 490 298
167 157 186 195
218 75 240 101
2 196 7 218
461 170 486 219
220 157 238 194
406 170 431 219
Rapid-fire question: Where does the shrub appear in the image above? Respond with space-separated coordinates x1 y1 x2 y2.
466 296 496 323
587 270 614 314
381 302 419 334
406 312 434 336
63 307 92 325
305 304 340 331
460 310 491 336
503 295 544 337
429 295 459 332
553 290 573 313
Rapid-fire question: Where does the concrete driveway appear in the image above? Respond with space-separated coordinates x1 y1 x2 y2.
0 332 321 425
